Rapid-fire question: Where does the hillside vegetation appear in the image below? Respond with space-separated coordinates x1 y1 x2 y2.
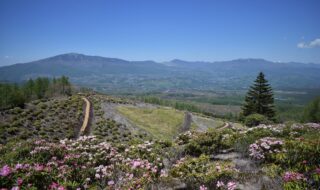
0 76 71 110
0 80 320 189
0 93 319 189
0 95 83 144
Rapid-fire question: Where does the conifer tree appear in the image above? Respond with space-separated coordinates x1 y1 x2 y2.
242 72 275 119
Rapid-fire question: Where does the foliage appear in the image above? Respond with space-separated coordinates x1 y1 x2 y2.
238 123 320 189
249 137 284 161
244 113 270 127
0 95 83 144
0 136 164 190
275 103 303 123
169 155 238 189
242 72 275 119
234 126 275 154
0 76 72 110
302 96 320 122
184 129 237 156
90 95 134 143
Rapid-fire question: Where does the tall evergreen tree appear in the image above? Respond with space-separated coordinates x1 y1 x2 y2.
242 72 275 119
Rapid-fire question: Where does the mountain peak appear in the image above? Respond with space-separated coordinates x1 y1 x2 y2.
230 58 269 63
170 59 188 63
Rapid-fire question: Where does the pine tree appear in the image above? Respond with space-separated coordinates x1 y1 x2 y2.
242 72 275 119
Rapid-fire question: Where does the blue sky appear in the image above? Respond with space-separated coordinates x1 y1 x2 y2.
0 0 319 66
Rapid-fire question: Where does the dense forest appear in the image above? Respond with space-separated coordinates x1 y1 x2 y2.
0 76 71 109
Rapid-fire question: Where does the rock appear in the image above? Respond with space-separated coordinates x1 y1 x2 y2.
306 123 320 130
213 152 241 160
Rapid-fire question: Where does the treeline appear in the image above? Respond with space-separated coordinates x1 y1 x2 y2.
0 76 72 109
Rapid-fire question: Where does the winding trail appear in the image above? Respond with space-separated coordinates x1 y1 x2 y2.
80 97 91 134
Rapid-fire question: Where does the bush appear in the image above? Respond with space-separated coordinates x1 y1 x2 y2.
6 127 19 135
184 129 236 156
169 155 238 189
244 113 270 127
234 128 274 154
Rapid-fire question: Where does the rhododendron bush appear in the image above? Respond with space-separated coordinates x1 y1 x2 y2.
169 155 238 189
244 124 320 189
249 137 284 161
0 136 164 189
1 122 320 189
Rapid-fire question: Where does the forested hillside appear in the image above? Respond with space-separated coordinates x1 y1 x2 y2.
0 76 71 109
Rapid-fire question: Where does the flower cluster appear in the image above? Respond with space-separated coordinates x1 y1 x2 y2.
175 130 194 145
283 171 305 182
170 155 238 189
246 124 282 133
249 137 284 160
290 123 304 130
216 180 237 190
0 136 163 189
199 184 208 190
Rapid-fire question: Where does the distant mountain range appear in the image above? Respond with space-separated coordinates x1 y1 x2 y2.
1 53 320 93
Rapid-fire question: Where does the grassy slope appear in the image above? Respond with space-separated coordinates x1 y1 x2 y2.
117 106 184 141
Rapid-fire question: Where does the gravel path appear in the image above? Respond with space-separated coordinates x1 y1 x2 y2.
80 97 91 133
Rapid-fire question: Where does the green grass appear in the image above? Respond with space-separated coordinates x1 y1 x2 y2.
117 106 184 140
192 115 225 130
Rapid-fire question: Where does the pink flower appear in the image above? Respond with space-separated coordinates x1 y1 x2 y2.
283 171 305 182
199 185 207 190
11 187 19 190
34 164 44 171
49 182 59 189
152 167 157 173
217 180 225 187
216 165 222 172
108 180 115 186
227 181 237 190
15 164 23 170
17 178 23 186
57 186 65 190
160 169 168 177
0 165 11 176
132 160 141 168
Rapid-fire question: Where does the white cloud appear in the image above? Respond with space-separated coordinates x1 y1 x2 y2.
297 38 320 48
309 38 320 47
297 42 307 48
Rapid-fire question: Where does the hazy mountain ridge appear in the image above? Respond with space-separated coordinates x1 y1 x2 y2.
1 53 320 91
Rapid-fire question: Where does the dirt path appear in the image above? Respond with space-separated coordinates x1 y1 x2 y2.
80 97 91 134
